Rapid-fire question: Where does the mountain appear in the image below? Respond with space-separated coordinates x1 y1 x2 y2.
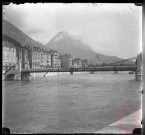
2 20 134 65
2 19 49 50
46 31 126 65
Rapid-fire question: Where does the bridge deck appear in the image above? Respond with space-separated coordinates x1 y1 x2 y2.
21 66 136 73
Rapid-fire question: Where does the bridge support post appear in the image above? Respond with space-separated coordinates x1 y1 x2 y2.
14 74 21 80
89 71 94 74
21 72 31 81
135 53 142 81
70 71 73 75
114 71 118 74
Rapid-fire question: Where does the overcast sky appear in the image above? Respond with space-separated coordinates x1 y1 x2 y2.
3 3 142 59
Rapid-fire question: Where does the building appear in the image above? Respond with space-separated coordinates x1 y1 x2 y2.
25 45 32 69
46 51 51 67
41 51 47 68
82 59 88 67
32 47 41 69
73 58 82 68
58 56 61 68
50 50 58 68
22 48 29 69
69 56 73 68
53 50 59 68
2 40 17 71
37 50 41 68
17 47 22 68
32 48 38 69
32 47 55 69
2 35 30 71
60 54 73 68
2 35 61 70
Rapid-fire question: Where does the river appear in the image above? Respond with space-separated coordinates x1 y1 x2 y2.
2 71 141 133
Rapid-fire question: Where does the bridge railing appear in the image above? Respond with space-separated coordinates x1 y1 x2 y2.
21 65 137 73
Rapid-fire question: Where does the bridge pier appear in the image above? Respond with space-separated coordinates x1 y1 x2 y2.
89 71 94 74
135 71 142 81
70 71 73 75
21 72 31 81
5 73 31 81
135 53 142 81
14 74 21 81
5 74 15 81
13 60 21 81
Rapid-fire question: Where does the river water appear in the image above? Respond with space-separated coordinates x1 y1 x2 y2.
2 72 141 133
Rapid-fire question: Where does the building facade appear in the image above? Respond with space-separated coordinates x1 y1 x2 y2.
50 50 58 68
32 48 55 69
53 51 58 68
3 35 88 71
22 48 30 69
60 54 73 68
2 41 17 70
69 56 73 68
37 51 41 68
2 35 30 71
32 50 38 69
25 45 32 69
58 56 62 68
32 47 42 69
15 44 26 70
82 59 88 67
41 51 47 68
73 58 82 68
46 51 51 67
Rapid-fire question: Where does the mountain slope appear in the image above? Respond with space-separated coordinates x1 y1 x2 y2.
2 19 49 50
46 31 125 65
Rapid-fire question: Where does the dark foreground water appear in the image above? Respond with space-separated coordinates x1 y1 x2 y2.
2 72 141 133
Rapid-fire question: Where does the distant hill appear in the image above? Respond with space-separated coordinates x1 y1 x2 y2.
45 31 128 65
2 19 50 50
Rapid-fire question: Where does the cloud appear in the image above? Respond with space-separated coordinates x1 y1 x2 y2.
3 3 142 59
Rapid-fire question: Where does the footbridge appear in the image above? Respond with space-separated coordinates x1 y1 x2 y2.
3 53 142 81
